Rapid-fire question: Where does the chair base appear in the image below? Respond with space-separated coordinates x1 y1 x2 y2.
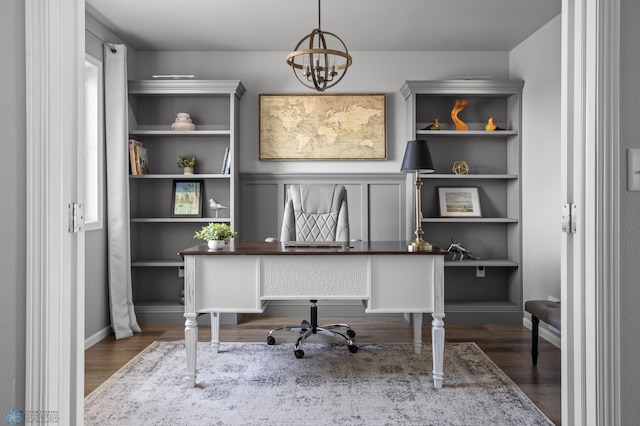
266 301 358 358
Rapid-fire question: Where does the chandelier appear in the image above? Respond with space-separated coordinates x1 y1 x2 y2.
285 0 352 92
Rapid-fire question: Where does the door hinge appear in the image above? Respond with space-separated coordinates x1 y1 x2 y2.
68 203 84 233
561 203 577 234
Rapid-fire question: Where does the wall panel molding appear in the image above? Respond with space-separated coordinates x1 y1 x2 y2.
239 173 407 243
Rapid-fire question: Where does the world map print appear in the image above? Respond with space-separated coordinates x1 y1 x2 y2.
259 94 386 160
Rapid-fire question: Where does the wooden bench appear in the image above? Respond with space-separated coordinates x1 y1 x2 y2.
524 300 561 365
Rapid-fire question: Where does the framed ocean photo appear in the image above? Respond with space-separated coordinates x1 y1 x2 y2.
437 186 482 218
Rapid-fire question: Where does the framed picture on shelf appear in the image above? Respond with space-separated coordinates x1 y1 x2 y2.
437 186 482 218
170 180 204 218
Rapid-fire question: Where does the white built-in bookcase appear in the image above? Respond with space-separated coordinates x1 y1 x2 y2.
402 80 524 323
127 80 244 323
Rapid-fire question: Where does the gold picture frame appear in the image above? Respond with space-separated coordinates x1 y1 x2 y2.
259 94 387 160
437 186 482 218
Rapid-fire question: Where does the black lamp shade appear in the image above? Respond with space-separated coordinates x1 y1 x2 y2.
401 139 435 173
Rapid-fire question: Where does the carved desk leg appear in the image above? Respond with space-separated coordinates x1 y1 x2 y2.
184 312 198 387
183 255 198 387
210 312 220 353
431 254 445 388
431 314 445 389
412 312 423 354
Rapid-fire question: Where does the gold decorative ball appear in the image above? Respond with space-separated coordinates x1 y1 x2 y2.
452 161 470 175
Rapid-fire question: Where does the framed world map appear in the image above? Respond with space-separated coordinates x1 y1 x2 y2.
259 94 387 160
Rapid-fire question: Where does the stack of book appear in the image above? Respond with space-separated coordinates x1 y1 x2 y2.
129 139 149 175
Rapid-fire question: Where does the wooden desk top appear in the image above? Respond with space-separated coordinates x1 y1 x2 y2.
179 241 449 256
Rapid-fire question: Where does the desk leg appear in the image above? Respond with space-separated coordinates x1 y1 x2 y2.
210 312 220 353
431 314 445 389
412 313 423 354
184 313 198 387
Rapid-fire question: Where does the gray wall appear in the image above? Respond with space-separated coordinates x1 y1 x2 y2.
239 174 407 242
509 17 562 304
94 28 559 324
620 0 640 421
0 0 26 411
131 48 557 319
84 34 512 336
131 49 513 322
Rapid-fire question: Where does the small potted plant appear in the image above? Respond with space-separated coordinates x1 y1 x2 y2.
194 222 237 249
177 155 196 174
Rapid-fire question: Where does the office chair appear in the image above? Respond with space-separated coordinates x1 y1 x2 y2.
266 184 358 358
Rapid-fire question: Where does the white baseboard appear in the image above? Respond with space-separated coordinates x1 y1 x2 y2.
85 326 113 349
523 317 561 348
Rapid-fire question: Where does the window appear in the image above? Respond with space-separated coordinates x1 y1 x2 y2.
84 54 104 231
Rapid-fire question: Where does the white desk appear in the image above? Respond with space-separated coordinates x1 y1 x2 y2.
179 241 447 388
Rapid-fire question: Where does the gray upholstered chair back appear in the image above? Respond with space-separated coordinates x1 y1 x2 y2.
279 184 350 242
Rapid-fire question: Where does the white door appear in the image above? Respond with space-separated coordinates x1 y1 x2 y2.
561 0 620 424
25 0 86 423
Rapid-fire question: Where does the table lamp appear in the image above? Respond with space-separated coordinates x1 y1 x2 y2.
401 139 435 252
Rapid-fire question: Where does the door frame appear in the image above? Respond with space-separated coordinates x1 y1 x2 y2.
561 0 620 424
24 0 85 423
24 0 620 423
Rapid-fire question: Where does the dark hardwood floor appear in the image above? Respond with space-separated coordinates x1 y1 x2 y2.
85 316 561 425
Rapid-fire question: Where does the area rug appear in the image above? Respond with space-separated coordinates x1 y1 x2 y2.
84 341 553 426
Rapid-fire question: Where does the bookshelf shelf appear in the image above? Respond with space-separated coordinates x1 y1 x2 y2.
130 174 231 179
129 129 231 136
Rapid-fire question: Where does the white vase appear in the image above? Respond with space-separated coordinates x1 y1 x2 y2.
207 240 225 249
183 166 194 175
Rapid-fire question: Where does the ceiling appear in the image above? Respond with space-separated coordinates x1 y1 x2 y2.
85 0 561 52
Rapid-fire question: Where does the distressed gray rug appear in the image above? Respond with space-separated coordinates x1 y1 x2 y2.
84 341 553 425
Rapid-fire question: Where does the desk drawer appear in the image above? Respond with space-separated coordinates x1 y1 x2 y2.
367 255 436 312
192 256 262 311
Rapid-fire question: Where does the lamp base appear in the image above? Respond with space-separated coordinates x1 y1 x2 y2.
407 240 433 252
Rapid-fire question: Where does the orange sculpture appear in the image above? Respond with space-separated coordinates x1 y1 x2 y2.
485 117 505 131
451 100 468 131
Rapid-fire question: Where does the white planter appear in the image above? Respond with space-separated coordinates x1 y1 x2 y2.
183 167 194 175
207 240 225 249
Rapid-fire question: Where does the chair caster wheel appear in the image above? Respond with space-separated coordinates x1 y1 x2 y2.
294 349 305 359
347 329 356 338
348 345 358 353
267 335 276 345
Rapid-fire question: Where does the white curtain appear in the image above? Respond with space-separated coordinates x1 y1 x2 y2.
104 44 141 339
